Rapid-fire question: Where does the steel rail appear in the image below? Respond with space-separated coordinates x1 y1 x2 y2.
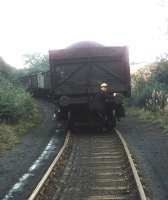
28 129 147 200
28 131 71 200
115 128 147 200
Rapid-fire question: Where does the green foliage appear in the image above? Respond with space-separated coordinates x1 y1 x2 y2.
23 53 49 74
0 56 41 152
151 55 168 87
0 53 49 80
0 75 37 122
131 57 168 112
14 53 49 79
0 123 18 151
0 111 40 152
128 107 168 133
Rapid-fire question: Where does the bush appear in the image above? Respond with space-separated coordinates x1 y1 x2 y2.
130 59 168 113
0 75 37 122
0 123 18 151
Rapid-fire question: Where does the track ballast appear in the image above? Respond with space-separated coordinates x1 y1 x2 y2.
29 128 146 200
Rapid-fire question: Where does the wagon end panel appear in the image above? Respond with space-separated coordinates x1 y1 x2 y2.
49 46 131 97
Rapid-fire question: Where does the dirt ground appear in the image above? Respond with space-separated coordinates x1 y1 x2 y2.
0 100 66 200
118 113 168 200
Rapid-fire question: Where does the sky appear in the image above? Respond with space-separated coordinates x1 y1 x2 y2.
0 0 168 69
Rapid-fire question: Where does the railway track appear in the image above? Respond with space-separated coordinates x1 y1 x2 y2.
29 128 147 200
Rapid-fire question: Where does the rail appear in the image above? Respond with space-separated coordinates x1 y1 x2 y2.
115 128 147 200
28 131 71 200
28 129 147 200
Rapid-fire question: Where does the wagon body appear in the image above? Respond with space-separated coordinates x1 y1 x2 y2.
20 42 131 127
20 71 51 89
49 44 131 98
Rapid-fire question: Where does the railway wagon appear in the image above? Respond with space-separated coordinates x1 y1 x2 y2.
20 71 51 97
49 42 131 128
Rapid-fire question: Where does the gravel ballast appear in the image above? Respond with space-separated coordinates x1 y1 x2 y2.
118 114 168 200
0 100 66 200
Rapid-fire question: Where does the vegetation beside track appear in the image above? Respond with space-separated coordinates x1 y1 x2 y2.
0 115 40 152
128 55 168 132
127 107 168 132
0 58 41 153
0 87 40 152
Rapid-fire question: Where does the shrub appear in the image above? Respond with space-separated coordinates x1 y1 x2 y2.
130 58 168 113
0 75 36 122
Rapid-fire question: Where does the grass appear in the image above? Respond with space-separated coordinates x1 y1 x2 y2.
128 107 168 132
0 102 41 153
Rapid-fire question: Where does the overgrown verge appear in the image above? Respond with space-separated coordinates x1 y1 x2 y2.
128 55 168 133
0 75 41 153
127 107 168 132
0 114 40 152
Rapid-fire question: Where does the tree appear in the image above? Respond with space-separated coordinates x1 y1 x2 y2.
131 57 168 112
150 55 168 87
23 53 49 74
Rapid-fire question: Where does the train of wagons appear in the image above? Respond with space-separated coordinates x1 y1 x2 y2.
20 41 131 129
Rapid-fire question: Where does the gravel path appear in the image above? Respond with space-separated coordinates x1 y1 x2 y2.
118 114 168 200
0 100 66 200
